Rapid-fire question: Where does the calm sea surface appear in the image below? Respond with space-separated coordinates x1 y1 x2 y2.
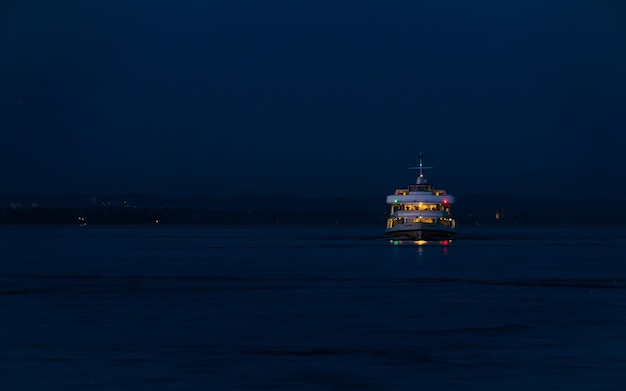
1 225 626 390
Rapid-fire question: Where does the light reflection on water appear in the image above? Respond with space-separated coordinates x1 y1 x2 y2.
389 238 451 258
389 239 451 246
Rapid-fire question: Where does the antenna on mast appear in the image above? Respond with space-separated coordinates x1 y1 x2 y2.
409 152 433 184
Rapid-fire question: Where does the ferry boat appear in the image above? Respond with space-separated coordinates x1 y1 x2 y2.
385 153 456 240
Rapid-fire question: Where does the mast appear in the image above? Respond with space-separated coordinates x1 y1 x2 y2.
409 152 432 184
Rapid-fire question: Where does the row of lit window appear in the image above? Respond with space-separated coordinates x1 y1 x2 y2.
391 204 450 212
394 188 448 196
387 217 456 228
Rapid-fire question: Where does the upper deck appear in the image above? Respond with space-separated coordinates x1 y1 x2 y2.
387 184 454 205
386 153 454 205
394 184 449 196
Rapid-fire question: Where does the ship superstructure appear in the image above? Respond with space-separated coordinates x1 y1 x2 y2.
385 153 456 240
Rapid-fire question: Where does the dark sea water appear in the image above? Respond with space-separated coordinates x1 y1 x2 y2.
1 225 626 390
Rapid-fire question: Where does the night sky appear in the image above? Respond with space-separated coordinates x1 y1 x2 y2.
1 1 625 199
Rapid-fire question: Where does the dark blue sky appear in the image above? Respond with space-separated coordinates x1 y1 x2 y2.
1 1 625 198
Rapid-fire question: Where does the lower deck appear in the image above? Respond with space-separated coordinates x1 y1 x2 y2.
387 216 456 229
385 221 456 240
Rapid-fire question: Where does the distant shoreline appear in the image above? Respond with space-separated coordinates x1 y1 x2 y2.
1 205 625 226
2 194 626 226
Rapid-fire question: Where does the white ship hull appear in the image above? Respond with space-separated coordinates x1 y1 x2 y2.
385 222 456 240
385 154 456 241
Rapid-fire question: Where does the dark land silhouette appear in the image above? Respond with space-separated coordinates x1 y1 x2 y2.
1 194 625 226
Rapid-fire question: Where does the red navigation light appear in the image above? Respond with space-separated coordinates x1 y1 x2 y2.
443 199 448 204
442 240 449 246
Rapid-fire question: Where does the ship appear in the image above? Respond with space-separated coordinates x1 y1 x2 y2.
385 153 456 240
